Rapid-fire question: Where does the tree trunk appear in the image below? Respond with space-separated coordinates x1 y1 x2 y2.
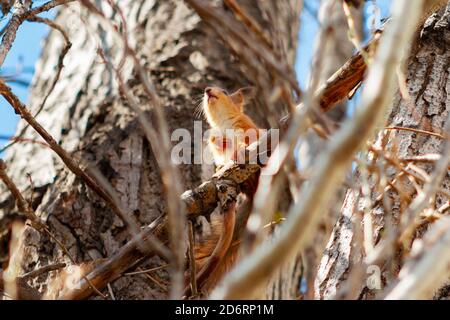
316 2 450 300
0 0 301 299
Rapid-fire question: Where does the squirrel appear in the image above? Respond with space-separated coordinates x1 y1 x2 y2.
185 86 260 297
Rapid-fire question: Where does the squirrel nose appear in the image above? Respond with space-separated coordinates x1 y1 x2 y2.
205 87 212 94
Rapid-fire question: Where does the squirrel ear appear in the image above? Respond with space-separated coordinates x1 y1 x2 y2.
230 86 256 110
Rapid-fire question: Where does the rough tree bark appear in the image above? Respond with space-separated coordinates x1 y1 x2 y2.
316 3 450 300
0 0 302 299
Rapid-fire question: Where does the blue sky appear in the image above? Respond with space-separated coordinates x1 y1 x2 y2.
0 11 54 150
0 1 390 153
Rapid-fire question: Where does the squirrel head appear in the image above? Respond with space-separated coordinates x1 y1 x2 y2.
203 87 254 113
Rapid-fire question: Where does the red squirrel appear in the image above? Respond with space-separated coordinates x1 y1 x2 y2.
186 86 259 296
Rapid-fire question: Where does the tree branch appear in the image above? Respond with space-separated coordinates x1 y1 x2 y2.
0 0 32 66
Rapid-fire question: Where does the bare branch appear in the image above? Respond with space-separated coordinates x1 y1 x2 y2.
26 0 76 18
398 116 450 247
0 0 75 67
0 0 32 66
21 263 67 280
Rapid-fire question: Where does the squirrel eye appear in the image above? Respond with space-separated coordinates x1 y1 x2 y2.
221 89 228 95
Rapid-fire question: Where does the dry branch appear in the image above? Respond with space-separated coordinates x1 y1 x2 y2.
21 263 67 280
316 30 381 112
56 215 167 300
26 0 76 17
0 0 32 66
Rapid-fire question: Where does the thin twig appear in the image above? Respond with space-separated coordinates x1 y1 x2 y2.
0 0 32 66
399 116 450 247
21 263 66 280
124 264 169 276
139 268 168 293
385 126 447 140
0 135 49 148
25 0 76 18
